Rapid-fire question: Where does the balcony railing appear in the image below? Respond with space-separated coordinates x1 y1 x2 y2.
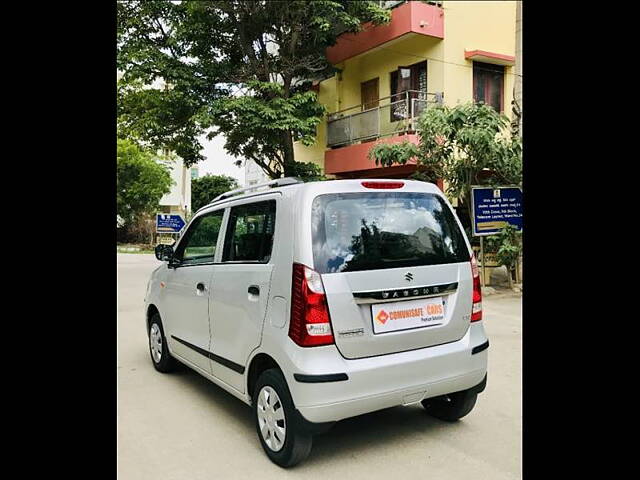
326 90 443 148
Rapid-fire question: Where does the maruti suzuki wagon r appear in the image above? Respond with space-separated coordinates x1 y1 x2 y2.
144 178 488 467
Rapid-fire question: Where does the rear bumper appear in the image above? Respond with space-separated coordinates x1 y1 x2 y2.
287 322 488 423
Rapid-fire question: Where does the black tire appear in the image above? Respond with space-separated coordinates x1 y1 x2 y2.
253 369 313 468
148 313 178 373
421 388 478 422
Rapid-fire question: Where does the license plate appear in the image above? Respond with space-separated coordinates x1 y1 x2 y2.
371 297 445 334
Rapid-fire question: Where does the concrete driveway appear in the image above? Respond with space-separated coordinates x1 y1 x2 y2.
117 254 521 479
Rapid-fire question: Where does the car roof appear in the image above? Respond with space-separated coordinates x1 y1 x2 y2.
196 178 442 215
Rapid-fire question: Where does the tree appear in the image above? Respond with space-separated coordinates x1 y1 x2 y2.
117 138 173 226
369 102 522 223
485 224 522 288
117 0 390 178
191 174 239 212
286 160 326 182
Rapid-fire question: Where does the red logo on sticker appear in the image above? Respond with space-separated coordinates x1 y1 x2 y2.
376 309 389 324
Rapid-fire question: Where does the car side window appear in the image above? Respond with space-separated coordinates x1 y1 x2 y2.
176 210 225 265
222 200 276 263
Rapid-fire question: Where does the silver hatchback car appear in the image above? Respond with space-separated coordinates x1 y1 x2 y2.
145 178 488 467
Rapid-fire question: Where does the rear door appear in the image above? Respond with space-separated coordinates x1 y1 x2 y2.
209 197 277 391
311 191 473 359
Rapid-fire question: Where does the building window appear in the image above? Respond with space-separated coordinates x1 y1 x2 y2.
473 61 504 112
390 61 427 121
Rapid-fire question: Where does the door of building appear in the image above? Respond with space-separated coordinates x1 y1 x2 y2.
361 78 379 111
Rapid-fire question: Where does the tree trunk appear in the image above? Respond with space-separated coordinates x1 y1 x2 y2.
280 75 296 178
282 130 296 177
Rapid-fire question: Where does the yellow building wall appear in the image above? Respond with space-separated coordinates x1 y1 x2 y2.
335 34 444 112
294 76 338 166
294 0 517 169
294 34 443 166
442 1 516 110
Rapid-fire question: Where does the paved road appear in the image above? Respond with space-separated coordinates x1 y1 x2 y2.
117 254 521 479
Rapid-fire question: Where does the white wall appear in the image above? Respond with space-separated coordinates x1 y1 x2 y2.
159 155 191 214
244 159 270 186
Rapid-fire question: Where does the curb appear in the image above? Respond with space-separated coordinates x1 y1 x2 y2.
482 286 522 297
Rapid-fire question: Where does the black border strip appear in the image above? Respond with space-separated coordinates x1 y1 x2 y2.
171 335 245 374
472 340 490 355
294 373 349 383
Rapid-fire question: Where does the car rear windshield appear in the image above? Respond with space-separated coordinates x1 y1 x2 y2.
311 192 469 274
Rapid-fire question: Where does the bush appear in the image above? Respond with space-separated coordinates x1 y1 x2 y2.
490 224 522 286
116 213 156 244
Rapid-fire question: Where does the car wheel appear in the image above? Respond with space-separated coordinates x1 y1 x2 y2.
148 313 178 373
253 369 312 468
421 388 478 422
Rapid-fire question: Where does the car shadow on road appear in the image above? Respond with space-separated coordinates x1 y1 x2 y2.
305 405 454 467
164 361 459 467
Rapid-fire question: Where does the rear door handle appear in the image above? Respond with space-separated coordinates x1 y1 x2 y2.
248 285 260 296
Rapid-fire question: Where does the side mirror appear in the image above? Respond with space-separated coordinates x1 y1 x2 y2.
155 244 174 262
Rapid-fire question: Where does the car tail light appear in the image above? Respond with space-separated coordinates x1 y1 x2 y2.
289 263 334 347
470 253 482 322
361 181 404 189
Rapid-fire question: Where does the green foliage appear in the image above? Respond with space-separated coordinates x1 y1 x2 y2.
117 0 390 176
416 103 522 206
207 81 326 178
368 140 419 167
483 234 501 254
494 224 522 271
117 139 173 226
481 224 522 286
286 161 327 182
368 140 442 183
117 81 210 164
191 174 239 212
368 102 522 218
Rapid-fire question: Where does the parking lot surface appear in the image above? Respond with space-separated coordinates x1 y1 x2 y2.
117 254 521 479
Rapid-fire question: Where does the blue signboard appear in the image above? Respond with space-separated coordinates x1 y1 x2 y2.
471 186 523 236
156 214 186 233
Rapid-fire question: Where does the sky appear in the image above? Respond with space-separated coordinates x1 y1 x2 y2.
196 134 246 185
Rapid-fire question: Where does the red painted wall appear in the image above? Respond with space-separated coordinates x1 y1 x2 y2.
326 2 444 65
324 134 420 175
